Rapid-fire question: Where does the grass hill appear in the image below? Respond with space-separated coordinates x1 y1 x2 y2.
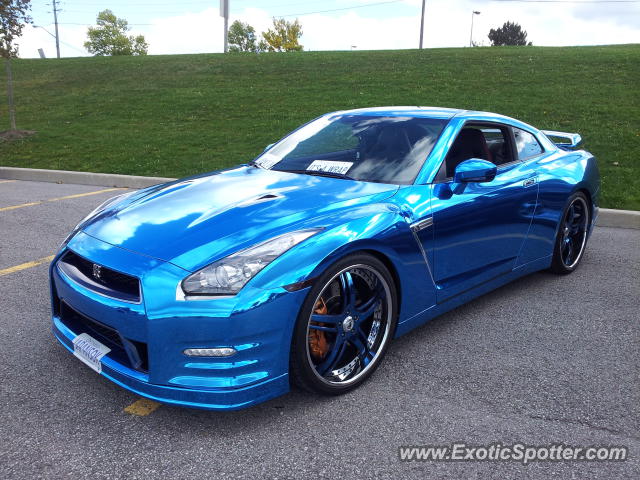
0 44 638 209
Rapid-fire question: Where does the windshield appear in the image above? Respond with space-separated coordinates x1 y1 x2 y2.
253 114 447 184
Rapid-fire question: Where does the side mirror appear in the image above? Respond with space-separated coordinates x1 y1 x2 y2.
453 158 497 183
264 143 275 153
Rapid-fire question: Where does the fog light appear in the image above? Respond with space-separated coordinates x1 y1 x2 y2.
183 347 237 357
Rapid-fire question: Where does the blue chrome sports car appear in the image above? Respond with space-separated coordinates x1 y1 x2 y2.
50 107 599 410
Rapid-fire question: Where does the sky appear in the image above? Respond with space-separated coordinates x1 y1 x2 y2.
16 0 640 58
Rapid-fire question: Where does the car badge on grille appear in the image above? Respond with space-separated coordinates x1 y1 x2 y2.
92 264 103 281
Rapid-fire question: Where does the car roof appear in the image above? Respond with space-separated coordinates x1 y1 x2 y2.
332 106 462 119
331 106 536 131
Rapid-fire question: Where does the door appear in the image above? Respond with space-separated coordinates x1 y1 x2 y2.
428 123 538 302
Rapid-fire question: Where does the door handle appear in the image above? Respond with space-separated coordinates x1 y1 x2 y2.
524 177 537 188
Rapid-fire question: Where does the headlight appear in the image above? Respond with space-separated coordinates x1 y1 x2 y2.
181 228 322 296
61 191 134 247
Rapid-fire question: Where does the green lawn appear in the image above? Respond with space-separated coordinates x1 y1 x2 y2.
1 45 638 209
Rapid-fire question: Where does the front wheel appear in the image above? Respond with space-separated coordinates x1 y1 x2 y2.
550 192 590 274
290 253 398 395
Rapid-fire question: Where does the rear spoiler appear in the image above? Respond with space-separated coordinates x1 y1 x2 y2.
541 130 582 150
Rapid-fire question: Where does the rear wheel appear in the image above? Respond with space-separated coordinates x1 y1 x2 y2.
290 253 397 395
550 192 590 274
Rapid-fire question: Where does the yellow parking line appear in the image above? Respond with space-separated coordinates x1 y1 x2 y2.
0 179 16 184
0 255 55 276
124 398 161 416
0 201 43 212
47 187 124 202
0 187 125 213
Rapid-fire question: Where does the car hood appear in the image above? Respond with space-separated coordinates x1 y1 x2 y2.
82 166 399 271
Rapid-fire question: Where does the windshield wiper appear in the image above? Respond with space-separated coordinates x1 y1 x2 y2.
277 169 356 181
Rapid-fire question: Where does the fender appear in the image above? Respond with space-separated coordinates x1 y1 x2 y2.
251 203 436 322
518 150 599 264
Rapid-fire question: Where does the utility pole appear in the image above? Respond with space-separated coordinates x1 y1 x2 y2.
220 0 229 53
52 0 61 58
419 0 426 49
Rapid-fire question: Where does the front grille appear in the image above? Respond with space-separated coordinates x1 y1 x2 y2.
59 301 148 372
58 250 141 303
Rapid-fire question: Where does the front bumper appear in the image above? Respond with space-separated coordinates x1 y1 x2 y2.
50 232 308 410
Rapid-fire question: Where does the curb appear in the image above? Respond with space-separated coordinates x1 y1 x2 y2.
1 166 638 229
596 208 640 230
0 166 174 189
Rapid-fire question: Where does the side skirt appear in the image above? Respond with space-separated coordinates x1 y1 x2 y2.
394 255 552 338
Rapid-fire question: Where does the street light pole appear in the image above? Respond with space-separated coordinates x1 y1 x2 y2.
419 0 426 49
220 0 229 53
34 25 57 58
34 25 57 39
469 10 480 47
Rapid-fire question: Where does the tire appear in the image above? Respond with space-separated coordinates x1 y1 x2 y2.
290 253 398 395
550 192 590 275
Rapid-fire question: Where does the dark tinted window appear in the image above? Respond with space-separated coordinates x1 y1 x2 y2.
478 127 513 166
514 128 543 159
255 115 447 184
440 125 514 179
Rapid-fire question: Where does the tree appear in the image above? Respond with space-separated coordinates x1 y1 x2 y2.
228 20 263 53
84 10 148 56
1 0 32 132
488 21 532 46
262 18 303 52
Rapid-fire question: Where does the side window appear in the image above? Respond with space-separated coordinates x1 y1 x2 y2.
437 124 515 180
513 128 543 159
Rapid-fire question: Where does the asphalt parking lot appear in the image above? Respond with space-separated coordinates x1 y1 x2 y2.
1 179 638 479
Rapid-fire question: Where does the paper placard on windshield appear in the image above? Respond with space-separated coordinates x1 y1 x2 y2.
255 154 281 170
307 160 353 175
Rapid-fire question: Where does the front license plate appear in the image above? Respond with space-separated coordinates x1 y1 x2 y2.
72 333 111 374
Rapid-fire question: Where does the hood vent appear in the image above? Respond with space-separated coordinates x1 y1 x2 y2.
236 193 282 208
